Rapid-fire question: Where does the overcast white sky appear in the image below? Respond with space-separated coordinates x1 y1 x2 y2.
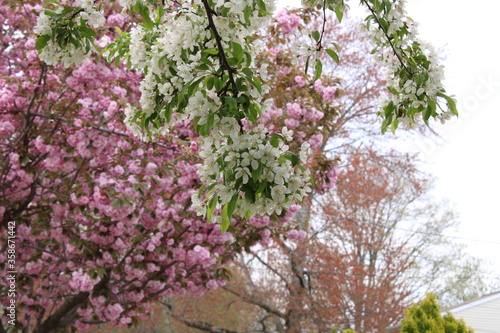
277 0 500 281
401 0 500 281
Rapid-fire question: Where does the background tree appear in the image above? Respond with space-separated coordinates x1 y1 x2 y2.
400 293 474 333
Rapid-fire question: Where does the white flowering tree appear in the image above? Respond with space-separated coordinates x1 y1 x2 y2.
34 0 457 231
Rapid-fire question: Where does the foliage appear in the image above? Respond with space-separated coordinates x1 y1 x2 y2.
401 293 474 333
32 0 457 228
0 2 335 332
0 0 462 331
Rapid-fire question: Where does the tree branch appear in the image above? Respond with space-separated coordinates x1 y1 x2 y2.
222 285 286 319
34 269 111 333
361 0 412 75
200 0 238 97
162 302 241 333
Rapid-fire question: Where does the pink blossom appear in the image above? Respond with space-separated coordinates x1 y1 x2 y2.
104 303 124 321
268 47 281 60
308 133 324 149
69 272 99 292
75 321 91 330
313 79 324 93
278 67 291 76
276 9 301 34
304 107 324 121
322 86 337 101
107 13 126 28
206 279 219 290
294 75 306 88
119 317 132 326
287 229 307 240
249 215 270 228
284 118 300 128
286 102 304 118
289 204 301 214
0 120 15 138
258 229 272 246
24 262 43 275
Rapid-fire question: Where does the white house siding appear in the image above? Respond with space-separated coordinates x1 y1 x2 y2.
446 292 500 333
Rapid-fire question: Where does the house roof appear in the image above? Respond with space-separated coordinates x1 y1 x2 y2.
444 290 500 315
385 291 500 332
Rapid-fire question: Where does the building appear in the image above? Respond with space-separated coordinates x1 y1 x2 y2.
387 291 500 332
444 291 500 333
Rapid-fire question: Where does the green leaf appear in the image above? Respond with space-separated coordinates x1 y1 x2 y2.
438 93 458 116
79 25 96 38
243 5 252 24
203 48 219 55
387 86 399 95
251 164 261 182
227 194 238 220
390 118 399 133
207 193 218 223
285 152 300 167
111 198 122 208
256 180 267 196
206 76 214 90
381 117 391 134
155 6 165 24
311 30 320 42
248 103 260 122
384 101 395 118
325 48 339 63
256 0 270 14
334 4 344 22
232 42 243 63
243 187 255 203
244 210 253 219
220 202 233 232
220 216 230 233
20 155 30 165
136 2 154 30
270 135 280 148
36 35 51 52
313 58 323 81
424 99 436 121
242 67 253 78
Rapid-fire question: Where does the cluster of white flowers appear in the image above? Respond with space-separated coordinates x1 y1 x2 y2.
76 0 106 28
192 122 312 218
34 11 87 67
362 0 453 126
33 1 105 67
120 0 313 223
124 0 274 136
35 0 314 227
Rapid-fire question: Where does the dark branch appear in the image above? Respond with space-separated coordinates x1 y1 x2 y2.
222 286 286 319
361 0 413 76
162 302 241 333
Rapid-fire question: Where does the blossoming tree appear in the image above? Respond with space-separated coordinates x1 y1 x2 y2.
32 0 457 224
0 2 334 332
1 0 458 331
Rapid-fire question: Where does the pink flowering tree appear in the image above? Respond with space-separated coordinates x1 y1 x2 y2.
1 0 459 331
0 3 337 332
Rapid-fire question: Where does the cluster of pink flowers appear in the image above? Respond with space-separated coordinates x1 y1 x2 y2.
0 4 342 331
275 8 302 34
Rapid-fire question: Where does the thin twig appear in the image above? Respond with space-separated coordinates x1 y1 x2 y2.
362 0 413 76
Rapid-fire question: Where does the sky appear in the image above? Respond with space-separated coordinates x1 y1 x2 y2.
277 0 500 282
404 0 500 281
